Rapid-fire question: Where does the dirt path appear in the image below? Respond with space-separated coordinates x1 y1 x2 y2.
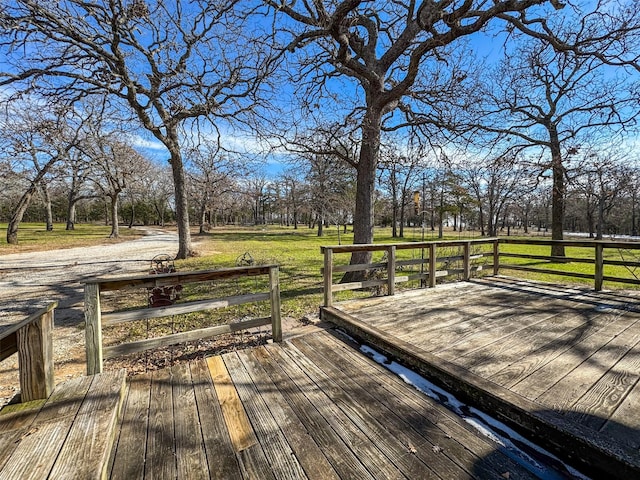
0 227 187 405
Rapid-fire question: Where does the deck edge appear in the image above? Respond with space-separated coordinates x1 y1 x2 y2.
320 305 640 479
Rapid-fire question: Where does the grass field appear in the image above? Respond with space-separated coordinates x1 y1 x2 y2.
0 222 143 253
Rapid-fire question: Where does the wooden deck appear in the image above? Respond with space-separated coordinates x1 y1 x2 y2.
108 326 573 479
322 276 640 478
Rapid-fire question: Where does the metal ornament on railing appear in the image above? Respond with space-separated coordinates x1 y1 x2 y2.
148 254 182 307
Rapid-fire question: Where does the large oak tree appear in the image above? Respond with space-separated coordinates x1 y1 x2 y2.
267 0 565 269
1 0 277 257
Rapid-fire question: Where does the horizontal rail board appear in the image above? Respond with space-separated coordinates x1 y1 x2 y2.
0 302 58 342
499 253 594 264
321 238 498 254
331 279 387 292
89 265 276 292
322 261 387 274
103 317 272 359
102 293 270 325
601 275 640 286
500 264 595 280
396 258 428 267
0 332 17 362
500 239 640 249
603 259 640 268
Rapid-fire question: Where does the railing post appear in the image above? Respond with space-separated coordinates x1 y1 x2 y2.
595 243 604 291
269 266 282 342
84 282 103 375
17 303 56 402
463 242 471 281
428 243 437 288
493 239 500 276
323 247 333 307
387 245 396 296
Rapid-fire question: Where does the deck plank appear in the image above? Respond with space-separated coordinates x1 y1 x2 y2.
110 373 151 480
324 277 640 478
280 340 442 480
172 363 209 480
145 367 176 480
601 379 640 450
236 349 340 480
254 345 377 480
510 314 637 399
535 318 640 411
566 332 640 429
49 369 126 480
189 359 243 480
292 332 524 480
223 352 308 479
206 355 257 453
489 309 623 388
306 329 542 480
207 355 275 480
0 374 94 479
271 342 406 478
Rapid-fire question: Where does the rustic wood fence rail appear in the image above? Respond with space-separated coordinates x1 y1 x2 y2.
322 238 640 306
84 265 282 375
0 302 57 402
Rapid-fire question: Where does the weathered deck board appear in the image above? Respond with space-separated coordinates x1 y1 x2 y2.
189 360 242 480
145 367 176 480
0 371 125 480
106 324 578 479
323 277 640 477
299 330 541 480
110 373 151 480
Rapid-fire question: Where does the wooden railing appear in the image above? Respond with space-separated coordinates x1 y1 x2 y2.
321 239 497 307
84 265 282 375
0 302 57 402
498 238 640 291
321 238 640 306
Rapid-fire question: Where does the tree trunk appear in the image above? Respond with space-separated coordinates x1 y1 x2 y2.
166 132 192 258
109 195 120 238
549 127 566 257
596 196 604 240
40 183 54 231
66 201 76 230
344 107 381 281
7 184 39 244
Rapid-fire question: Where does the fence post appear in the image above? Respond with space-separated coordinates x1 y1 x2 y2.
387 245 396 296
84 282 103 375
428 243 437 288
493 239 500 276
463 242 471 281
595 243 604 291
323 247 333 307
17 303 56 402
269 266 282 342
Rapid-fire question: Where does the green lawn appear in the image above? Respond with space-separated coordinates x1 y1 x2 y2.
0 222 143 253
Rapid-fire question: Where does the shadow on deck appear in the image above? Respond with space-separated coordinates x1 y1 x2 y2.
321 276 640 479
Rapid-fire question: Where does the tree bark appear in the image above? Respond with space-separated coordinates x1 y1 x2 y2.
109 195 119 238
7 185 38 244
346 107 381 278
549 126 566 257
165 130 192 258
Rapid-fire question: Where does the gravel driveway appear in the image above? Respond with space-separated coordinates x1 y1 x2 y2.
0 227 188 405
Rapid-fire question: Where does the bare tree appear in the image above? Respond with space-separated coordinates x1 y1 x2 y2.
267 0 565 269
188 146 241 234
87 134 149 238
0 103 85 244
456 153 532 237
1 0 277 257
470 18 638 255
